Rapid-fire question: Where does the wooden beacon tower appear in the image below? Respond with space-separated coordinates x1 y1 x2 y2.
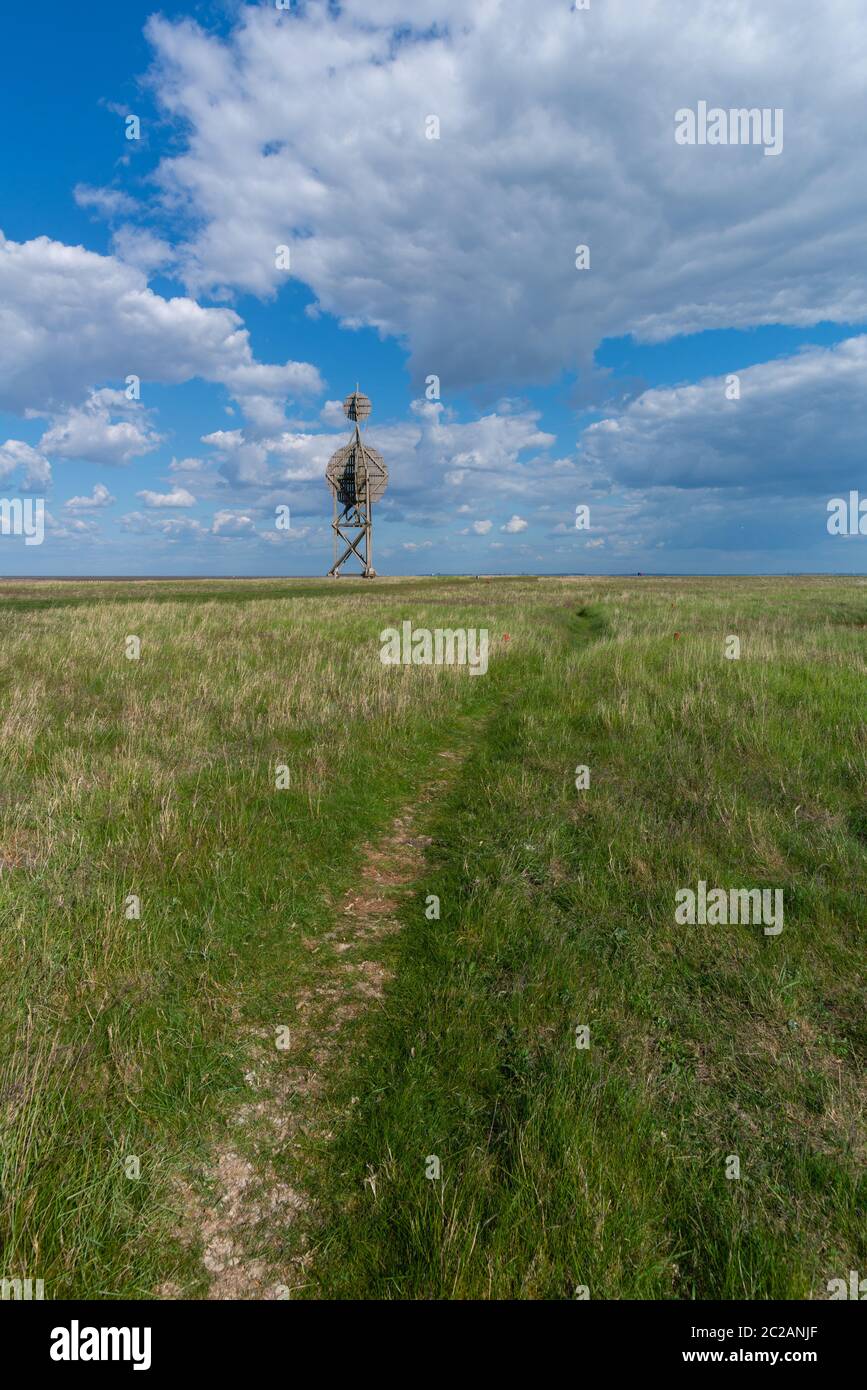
326 387 388 578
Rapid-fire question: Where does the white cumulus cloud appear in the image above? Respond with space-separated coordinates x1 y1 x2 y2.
143 1 867 394
136 487 197 508
0 232 322 417
65 483 116 511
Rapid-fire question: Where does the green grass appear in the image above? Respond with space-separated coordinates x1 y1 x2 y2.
0 575 864 1299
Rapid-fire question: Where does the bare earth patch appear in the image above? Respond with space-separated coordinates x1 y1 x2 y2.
167 760 455 1300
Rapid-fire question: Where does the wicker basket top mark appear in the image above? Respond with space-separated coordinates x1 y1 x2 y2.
343 389 372 423
326 439 388 506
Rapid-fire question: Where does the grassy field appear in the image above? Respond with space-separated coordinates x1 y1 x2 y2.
0 574 864 1300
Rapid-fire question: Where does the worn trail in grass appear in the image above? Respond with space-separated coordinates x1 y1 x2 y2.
0 577 530 1298
309 589 865 1299
174 736 478 1299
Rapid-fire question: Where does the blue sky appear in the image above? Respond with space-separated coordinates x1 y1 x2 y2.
1 0 866 576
